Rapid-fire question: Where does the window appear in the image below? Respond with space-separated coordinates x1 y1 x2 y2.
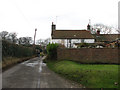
81 39 84 43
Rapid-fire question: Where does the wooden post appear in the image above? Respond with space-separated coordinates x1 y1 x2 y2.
34 28 37 45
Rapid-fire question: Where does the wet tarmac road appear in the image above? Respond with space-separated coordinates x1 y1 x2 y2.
2 57 80 88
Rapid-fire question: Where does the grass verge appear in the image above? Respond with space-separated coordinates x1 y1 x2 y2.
47 60 119 88
2 56 36 71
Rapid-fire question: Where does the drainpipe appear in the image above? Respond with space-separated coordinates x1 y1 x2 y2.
69 39 71 48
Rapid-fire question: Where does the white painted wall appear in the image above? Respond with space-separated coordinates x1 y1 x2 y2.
52 39 95 48
71 39 81 43
84 39 95 43
52 39 61 44
52 39 67 46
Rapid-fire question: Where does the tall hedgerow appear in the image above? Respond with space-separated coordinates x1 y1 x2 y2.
2 40 35 59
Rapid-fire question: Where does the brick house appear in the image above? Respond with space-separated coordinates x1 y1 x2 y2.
51 22 95 48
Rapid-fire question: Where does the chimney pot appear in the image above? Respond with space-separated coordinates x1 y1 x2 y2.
51 22 56 36
87 24 91 30
52 22 54 25
97 29 100 35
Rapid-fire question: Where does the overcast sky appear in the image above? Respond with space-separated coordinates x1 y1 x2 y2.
0 0 119 40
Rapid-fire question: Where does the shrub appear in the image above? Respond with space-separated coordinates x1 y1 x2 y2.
77 43 90 48
40 52 44 57
46 43 59 60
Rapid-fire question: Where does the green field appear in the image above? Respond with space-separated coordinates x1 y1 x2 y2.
47 60 119 88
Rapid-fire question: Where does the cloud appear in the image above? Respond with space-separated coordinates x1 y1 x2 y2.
0 0 119 40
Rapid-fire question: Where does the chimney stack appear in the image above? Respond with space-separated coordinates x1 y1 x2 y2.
52 22 56 31
97 29 100 35
51 22 56 36
87 24 91 31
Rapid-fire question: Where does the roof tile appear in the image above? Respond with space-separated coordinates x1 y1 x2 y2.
52 30 94 39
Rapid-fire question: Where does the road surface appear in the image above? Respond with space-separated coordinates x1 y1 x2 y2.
2 57 81 88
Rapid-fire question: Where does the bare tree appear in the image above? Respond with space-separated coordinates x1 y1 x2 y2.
36 39 43 44
36 39 45 46
93 23 113 34
18 37 32 45
44 38 51 45
0 31 8 40
7 32 17 43
116 26 120 34
36 38 51 46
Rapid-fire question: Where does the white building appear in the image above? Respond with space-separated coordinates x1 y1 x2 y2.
51 22 95 48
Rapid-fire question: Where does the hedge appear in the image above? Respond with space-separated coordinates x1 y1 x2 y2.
2 40 35 59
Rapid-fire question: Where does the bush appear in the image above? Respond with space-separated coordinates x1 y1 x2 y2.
77 43 90 48
46 43 59 59
40 52 44 57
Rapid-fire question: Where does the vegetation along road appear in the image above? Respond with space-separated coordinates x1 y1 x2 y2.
2 57 80 88
47 60 119 88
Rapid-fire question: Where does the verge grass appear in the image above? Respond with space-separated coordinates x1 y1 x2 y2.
2 56 35 69
47 60 119 88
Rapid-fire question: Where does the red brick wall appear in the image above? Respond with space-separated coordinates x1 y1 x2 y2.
57 48 120 64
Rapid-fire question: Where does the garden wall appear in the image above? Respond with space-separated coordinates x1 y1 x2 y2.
57 48 120 64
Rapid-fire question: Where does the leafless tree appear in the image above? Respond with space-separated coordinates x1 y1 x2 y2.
18 37 32 45
44 38 51 45
36 39 44 45
0 31 8 40
93 23 113 34
116 26 120 34
7 32 17 43
36 38 51 46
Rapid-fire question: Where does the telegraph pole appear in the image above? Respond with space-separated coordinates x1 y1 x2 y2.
34 28 37 45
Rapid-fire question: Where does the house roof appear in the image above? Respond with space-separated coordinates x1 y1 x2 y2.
52 30 94 39
92 34 120 42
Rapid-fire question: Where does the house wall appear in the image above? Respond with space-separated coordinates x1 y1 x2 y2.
57 48 120 64
84 39 95 43
52 39 95 48
52 39 67 47
52 39 62 44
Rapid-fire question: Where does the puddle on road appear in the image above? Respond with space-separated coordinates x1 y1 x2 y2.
21 60 39 67
21 60 46 73
21 60 29 64
42 63 46 66
39 60 46 72
21 58 47 72
26 63 38 67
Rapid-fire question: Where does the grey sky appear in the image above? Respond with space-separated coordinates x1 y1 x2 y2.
0 0 119 40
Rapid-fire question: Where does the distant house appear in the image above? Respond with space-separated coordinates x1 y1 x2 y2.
93 34 119 43
92 30 120 48
51 22 95 48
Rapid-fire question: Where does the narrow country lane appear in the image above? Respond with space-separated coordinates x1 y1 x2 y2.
2 57 80 88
